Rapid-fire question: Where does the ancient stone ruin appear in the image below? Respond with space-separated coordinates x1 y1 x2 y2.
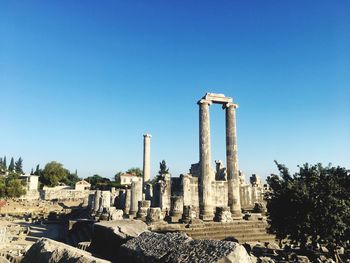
89 93 267 224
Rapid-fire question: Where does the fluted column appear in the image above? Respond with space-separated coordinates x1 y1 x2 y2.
143 134 152 183
198 99 214 220
224 102 242 217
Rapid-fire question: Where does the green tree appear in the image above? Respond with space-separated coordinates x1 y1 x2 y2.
114 171 123 183
15 157 24 174
41 161 68 187
0 177 6 197
266 161 350 258
8 157 15 172
0 158 5 174
63 170 80 187
159 160 169 175
5 177 26 197
85 174 110 190
126 168 142 177
155 160 169 182
3 156 6 169
0 173 27 198
34 164 41 176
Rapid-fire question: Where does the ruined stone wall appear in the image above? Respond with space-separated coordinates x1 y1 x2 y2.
22 189 40 200
240 184 265 209
212 181 228 207
181 174 199 211
41 189 92 201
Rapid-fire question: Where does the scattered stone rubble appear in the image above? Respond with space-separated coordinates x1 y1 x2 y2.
88 219 148 261
21 238 110 263
244 241 350 263
119 231 252 263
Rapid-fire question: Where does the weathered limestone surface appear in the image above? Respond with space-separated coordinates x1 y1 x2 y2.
93 190 101 213
120 231 252 263
225 102 242 217
22 238 110 263
130 180 143 217
88 219 148 262
143 134 151 183
136 200 151 221
198 99 214 220
146 207 164 223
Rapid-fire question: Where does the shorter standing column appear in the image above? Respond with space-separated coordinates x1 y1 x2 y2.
130 179 143 217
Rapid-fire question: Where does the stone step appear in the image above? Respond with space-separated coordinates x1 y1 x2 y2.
185 225 268 232
187 229 268 237
187 224 268 229
186 231 273 239
189 220 267 227
187 233 276 243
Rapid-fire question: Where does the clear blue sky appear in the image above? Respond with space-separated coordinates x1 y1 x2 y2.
1 1 349 180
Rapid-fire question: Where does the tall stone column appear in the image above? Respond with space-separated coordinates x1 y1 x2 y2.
224 102 242 217
198 99 214 220
143 134 152 183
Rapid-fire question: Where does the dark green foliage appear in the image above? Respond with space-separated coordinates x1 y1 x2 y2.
3 156 6 168
34 164 41 176
41 161 69 187
155 160 169 182
114 171 123 183
0 177 6 197
14 157 24 174
0 158 6 174
266 161 350 250
8 157 15 172
159 160 169 175
126 168 142 177
63 170 80 187
85 174 111 190
0 173 26 198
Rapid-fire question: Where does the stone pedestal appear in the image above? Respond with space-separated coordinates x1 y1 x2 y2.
110 208 124 220
224 103 242 217
181 205 197 224
170 196 183 223
146 207 164 224
198 99 214 221
214 206 233 223
136 200 151 221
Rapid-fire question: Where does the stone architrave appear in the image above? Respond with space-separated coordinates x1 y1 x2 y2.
143 134 152 183
224 102 242 217
198 99 214 220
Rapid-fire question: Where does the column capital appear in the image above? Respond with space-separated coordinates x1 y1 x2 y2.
222 102 238 109
143 134 152 138
197 99 213 106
